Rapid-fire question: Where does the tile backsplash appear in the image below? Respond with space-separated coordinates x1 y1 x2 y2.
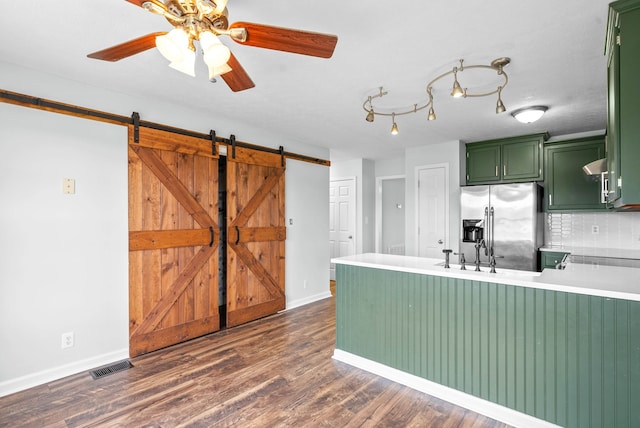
545 211 640 250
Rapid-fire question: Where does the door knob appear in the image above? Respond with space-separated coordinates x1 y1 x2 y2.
438 239 443 244
348 236 353 239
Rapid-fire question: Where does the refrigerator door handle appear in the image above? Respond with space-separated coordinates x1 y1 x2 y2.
483 207 489 256
489 207 495 257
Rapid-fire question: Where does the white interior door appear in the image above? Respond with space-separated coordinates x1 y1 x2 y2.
416 164 449 258
329 178 356 280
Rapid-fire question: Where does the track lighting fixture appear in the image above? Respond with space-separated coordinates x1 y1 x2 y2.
391 113 399 135
496 86 506 113
363 58 511 133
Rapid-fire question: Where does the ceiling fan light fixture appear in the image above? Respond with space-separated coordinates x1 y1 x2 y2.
212 0 228 14
169 47 196 76
208 62 233 81
512 106 548 123
156 28 189 63
200 31 231 68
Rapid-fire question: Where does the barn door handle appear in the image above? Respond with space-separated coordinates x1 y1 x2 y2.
208 226 214 247
235 225 240 245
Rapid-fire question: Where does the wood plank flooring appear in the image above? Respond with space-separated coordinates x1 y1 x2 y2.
0 297 511 427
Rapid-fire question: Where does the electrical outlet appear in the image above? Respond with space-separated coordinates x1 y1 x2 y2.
591 225 599 234
61 332 74 349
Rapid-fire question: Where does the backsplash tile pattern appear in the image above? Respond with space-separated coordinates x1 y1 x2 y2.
545 211 640 250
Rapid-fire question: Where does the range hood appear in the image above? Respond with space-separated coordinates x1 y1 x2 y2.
582 158 608 175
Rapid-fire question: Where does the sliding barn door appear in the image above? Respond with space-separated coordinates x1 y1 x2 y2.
128 125 220 357
226 147 286 327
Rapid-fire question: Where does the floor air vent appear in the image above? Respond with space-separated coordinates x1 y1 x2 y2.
89 360 133 380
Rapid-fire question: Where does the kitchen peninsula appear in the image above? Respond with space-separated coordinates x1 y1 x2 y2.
332 253 640 428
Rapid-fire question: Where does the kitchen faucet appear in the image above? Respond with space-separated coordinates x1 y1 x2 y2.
454 252 466 270
474 238 486 271
442 249 453 268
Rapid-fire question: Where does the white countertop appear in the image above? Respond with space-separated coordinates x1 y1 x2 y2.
332 253 640 302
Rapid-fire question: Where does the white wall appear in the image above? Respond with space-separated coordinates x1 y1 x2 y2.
0 62 330 396
0 103 129 395
285 160 331 307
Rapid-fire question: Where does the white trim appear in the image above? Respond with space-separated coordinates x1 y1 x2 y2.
332 349 561 428
0 348 129 398
375 175 406 253
285 291 332 311
414 163 450 257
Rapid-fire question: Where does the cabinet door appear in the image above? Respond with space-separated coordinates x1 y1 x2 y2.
607 24 621 203
502 137 542 182
466 143 501 184
540 251 569 270
544 138 606 211
616 6 640 207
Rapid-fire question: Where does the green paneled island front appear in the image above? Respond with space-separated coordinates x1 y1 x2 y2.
332 253 640 428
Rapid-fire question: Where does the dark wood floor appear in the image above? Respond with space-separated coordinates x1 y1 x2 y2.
0 297 511 427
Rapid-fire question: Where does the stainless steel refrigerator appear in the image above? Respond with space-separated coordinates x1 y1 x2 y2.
459 183 542 271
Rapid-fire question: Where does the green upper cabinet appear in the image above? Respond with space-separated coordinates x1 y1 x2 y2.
544 136 607 211
607 0 640 208
465 133 548 185
465 142 501 183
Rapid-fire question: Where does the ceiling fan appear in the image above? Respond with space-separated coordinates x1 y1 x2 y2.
87 0 338 92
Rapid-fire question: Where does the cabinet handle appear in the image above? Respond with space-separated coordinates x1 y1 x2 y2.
495 166 498 177
549 194 553 206
503 165 506 176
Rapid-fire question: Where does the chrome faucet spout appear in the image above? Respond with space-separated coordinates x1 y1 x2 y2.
474 239 486 271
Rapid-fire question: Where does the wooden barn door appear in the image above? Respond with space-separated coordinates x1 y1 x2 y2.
128 125 220 357
226 146 286 327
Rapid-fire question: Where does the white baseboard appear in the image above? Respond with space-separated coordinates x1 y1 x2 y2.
285 291 332 311
332 349 561 428
0 348 129 398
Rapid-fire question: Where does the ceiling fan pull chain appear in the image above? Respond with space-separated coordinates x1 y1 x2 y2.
132 112 141 143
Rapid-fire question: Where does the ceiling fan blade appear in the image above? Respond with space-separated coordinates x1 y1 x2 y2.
87 32 166 61
221 53 255 92
229 22 338 58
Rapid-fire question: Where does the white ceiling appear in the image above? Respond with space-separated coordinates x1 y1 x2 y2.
0 0 611 162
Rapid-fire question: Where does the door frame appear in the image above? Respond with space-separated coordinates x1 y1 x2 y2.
375 175 405 253
414 163 450 256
